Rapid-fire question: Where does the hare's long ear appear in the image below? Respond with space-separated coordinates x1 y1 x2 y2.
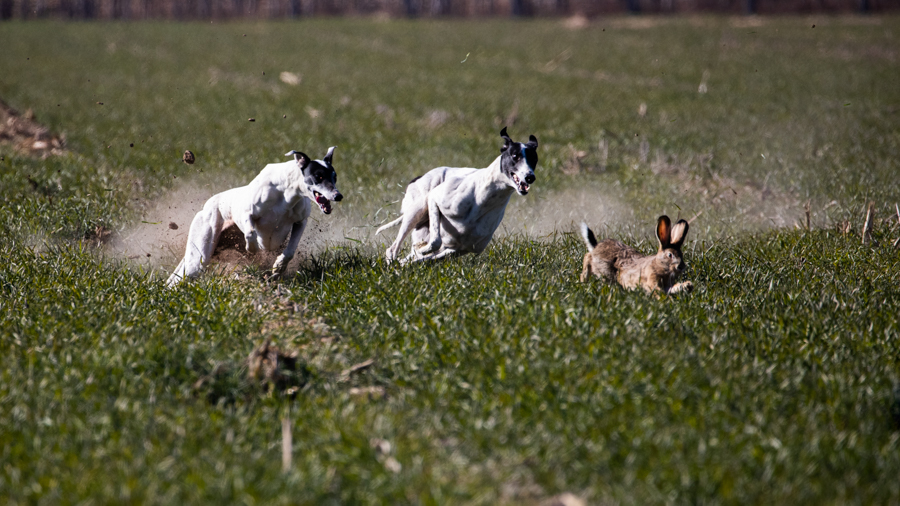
670 219 689 249
656 215 672 251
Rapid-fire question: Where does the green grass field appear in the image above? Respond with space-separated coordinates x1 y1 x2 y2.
1 16 899 504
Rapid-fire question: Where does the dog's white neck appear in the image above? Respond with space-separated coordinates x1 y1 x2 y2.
279 159 312 192
477 155 515 200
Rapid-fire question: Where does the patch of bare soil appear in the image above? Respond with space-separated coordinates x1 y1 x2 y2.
0 98 65 156
210 223 280 270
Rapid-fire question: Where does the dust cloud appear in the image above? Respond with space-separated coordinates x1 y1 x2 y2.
113 168 802 279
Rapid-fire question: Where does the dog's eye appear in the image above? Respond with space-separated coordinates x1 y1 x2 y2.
317 175 323 182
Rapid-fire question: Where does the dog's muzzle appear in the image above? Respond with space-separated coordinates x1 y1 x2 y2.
314 191 337 214
512 173 535 195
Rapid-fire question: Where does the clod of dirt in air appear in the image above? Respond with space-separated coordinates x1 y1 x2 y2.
183 150 195 164
129 143 134 147
168 222 178 230
97 102 103 105
0 98 66 156
248 118 255 122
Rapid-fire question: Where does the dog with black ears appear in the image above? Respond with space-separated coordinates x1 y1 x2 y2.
166 147 342 286
376 127 539 264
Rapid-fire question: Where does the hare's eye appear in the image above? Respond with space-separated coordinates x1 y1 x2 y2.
667 252 673 259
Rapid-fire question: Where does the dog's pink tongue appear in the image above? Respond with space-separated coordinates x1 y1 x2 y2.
316 194 332 213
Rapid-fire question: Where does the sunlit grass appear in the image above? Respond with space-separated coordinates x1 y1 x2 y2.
0 16 899 504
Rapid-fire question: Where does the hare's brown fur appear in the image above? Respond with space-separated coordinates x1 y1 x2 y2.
580 216 693 295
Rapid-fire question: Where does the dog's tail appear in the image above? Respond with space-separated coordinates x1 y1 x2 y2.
375 217 403 236
580 222 598 251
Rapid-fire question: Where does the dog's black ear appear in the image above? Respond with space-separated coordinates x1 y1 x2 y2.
527 135 539 149
285 150 311 168
500 126 512 151
323 146 335 165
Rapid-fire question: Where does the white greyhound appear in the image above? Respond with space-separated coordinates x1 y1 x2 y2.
376 127 538 264
166 147 342 286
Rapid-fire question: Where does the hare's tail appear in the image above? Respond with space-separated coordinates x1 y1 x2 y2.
580 222 598 251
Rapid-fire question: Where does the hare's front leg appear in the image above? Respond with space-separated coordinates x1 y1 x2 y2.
668 281 694 295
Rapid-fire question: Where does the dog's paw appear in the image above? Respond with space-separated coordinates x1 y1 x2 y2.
245 233 260 254
272 254 291 276
416 242 438 256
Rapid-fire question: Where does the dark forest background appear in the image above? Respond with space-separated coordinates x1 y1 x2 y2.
1 0 895 19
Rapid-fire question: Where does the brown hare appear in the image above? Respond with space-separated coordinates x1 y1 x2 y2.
580 216 693 296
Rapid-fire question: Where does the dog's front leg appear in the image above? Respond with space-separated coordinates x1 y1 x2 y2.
235 211 260 253
272 220 307 278
417 196 443 256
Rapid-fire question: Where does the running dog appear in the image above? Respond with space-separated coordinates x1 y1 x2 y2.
376 127 538 264
166 147 342 286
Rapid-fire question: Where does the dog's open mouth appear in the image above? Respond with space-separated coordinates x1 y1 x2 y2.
314 191 332 214
512 174 530 194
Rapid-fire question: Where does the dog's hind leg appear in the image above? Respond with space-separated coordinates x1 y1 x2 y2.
167 203 225 286
417 196 444 256
386 210 425 264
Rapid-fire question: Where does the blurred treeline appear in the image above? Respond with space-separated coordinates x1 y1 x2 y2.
0 0 893 20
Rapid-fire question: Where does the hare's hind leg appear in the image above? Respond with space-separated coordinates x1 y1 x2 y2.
580 252 593 282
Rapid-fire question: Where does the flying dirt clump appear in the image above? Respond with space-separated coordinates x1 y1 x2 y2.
0 98 65 156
